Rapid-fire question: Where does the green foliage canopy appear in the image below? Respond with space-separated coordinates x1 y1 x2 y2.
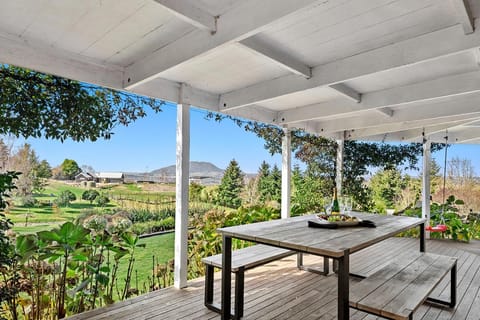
82 189 100 204
36 160 52 179
56 190 77 207
0 65 164 142
207 113 443 210
60 159 81 180
216 159 244 208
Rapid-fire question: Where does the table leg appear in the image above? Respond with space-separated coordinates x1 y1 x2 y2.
337 249 350 320
221 235 232 319
420 222 425 252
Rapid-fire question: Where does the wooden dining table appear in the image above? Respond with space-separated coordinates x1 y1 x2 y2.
217 212 426 319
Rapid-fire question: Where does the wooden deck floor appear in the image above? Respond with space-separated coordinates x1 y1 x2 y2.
67 238 480 319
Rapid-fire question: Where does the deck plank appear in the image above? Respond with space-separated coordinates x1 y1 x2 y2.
66 237 480 320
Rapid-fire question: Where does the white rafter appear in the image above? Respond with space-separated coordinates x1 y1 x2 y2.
360 121 476 143
128 79 220 111
345 114 480 140
239 37 311 78
220 23 480 110
0 34 123 89
431 127 480 143
376 107 394 117
451 0 475 34
314 92 480 133
329 83 361 103
278 70 480 125
224 105 278 124
154 0 217 33
124 0 325 89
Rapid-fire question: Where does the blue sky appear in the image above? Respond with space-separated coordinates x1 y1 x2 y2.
18 101 480 175
22 102 284 174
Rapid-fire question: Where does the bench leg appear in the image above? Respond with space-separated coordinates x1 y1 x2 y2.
235 268 245 319
297 253 330 276
204 265 222 313
426 261 457 308
450 261 457 307
205 265 214 307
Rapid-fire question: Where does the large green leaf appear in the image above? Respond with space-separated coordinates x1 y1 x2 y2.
15 234 38 263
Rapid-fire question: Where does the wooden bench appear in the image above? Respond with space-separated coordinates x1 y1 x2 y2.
350 252 457 320
202 244 296 319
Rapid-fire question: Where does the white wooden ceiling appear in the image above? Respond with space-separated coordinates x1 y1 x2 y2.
1 0 480 143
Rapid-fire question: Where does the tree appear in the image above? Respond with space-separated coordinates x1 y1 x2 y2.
207 113 443 210
56 190 77 207
189 182 204 202
0 139 10 171
257 161 271 202
216 159 244 208
0 65 164 142
8 143 40 196
369 168 407 213
291 164 329 214
95 194 110 207
81 165 96 175
61 159 81 180
448 156 475 188
82 190 100 204
36 160 52 179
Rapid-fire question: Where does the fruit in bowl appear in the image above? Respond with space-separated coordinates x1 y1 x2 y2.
317 214 359 223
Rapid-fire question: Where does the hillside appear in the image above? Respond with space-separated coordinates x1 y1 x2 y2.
150 161 224 178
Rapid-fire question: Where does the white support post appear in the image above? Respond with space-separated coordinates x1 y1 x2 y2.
336 139 344 196
422 137 431 239
281 128 291 219
174 102 190 288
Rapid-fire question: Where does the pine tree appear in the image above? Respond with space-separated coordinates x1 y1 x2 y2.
216 159 244 208
269 164 282 202
257 161 271 202
257 162 282 203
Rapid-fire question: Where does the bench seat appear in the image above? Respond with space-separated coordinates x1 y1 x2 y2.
202 244 295 319
350 251 457 320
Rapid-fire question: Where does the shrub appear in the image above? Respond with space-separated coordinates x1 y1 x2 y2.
82 189 100 204
95 194 110 207
55 190 76 207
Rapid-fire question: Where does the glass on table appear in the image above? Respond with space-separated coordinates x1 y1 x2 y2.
341 196 353 215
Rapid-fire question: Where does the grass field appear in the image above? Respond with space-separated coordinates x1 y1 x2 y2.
115 232 175 294
6 180 176 228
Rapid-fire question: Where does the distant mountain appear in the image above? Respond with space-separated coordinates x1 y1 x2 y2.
150 161 224 178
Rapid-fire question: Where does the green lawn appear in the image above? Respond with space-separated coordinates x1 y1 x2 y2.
116 232 175 293
13 222 64 234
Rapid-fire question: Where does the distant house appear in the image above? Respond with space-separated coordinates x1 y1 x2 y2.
96 172 124 184
75 172 95 182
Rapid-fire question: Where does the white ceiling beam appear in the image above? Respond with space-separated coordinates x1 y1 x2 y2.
0 34 123 89
376 107 394 117
0 32 222 111
129 78 220 110
451 0 475 34
345 114 480 140
224 105 279 124
329 83 361 103
431 127 480 143
154 0 217 33
125 0 326 89
239 37 311 78
278 70 480 124
361 121 476 143
220 22 480 110
315 92 480 133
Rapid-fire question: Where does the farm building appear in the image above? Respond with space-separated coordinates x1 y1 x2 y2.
96 172 124 184
74 172 95 183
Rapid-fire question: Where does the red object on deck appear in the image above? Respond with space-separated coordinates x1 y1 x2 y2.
425 224 448 232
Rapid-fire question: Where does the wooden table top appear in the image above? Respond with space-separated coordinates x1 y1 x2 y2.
218 213 425 258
